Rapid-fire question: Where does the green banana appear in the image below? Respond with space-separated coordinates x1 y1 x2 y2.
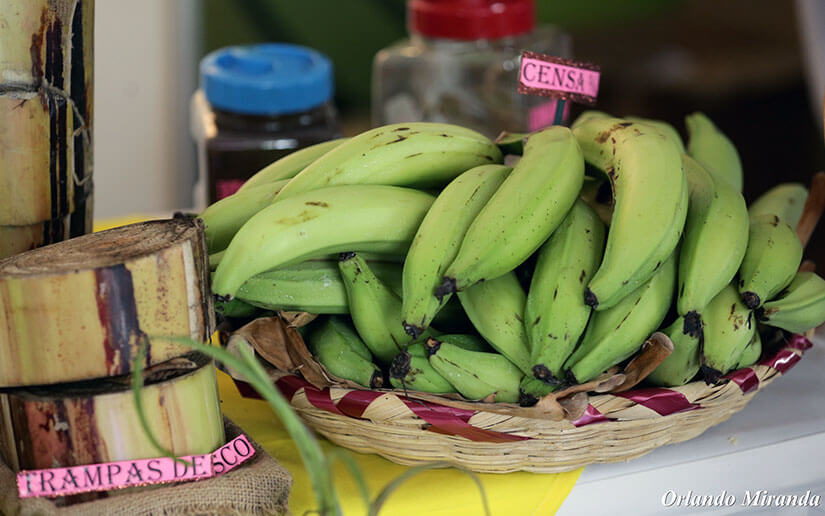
685 112 743 192
494 132 527 155
307 316 384 389
570 110 612 130
236 260 401 314
214 297 261 319
519 375 557 401
440 125 584 293
748 183 808 228
425 338 523 403
237 138 348 192
735 330 762 369
275 123 502 199
437 334 490 352
389 345 455 394
456 271 532 375
211 185 435 297
402 164 511 338
625 116 685 153
566 251 677 383
573 111 685 153
573 116 687 311
738 214 803 309
209 250 224 271
758 271 825 333
199 179 290 254
677 155 749 336
388 335 488 393
646 317 701 387
339 253 428 364
525 199 606 385
701 283 756 381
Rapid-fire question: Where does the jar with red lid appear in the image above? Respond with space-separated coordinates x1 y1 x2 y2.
371 0 571 138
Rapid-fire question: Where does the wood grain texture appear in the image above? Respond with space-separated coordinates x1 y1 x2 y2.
0 218 214 387
0 353 224 473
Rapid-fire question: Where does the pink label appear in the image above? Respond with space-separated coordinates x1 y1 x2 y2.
216 179 245 200
17 434 255 498
518 52 600 106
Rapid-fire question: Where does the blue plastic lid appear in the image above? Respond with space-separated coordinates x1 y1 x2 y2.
200 43 334 116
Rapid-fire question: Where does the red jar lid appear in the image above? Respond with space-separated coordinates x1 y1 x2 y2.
408 0 535 40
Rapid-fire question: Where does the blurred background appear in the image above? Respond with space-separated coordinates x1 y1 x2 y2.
94 0 825 264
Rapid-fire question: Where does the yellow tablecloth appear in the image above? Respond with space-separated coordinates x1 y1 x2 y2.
216 372 580 516
95 216 582 515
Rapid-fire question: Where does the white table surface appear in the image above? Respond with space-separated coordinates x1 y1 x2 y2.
557 329 825 516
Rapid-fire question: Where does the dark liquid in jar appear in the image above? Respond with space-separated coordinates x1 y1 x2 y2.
205 103 340 203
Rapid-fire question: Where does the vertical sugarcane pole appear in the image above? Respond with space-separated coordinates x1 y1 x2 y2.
0 0 93 258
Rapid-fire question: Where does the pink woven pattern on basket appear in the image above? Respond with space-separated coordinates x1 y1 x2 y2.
235 335 813 446
275 375 530 443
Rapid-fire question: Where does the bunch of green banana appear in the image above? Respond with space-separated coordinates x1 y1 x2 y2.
339 253 428 364
677 155 749 336
701 283 756 381
401 164 511 338
646 316 701 387
748 183 808 227
200 178 290 253
307 316 384 389
566 251 677 384
274 123 502 200
439 125 584 294
388 334 488 393
738 214 803 309
685 112 743 192
758 271 825 333
238 138 347 193
236 260 401 314
211 185 435 298
456 271 532 375
525 199 606 386
572 116 687 311
425 338 523 403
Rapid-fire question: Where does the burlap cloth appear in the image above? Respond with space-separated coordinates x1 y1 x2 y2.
0 418 292 516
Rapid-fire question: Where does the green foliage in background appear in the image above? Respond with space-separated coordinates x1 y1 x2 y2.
203 0 681 112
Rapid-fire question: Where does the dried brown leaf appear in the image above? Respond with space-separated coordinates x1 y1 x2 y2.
612 332 674 393
559 392 589 420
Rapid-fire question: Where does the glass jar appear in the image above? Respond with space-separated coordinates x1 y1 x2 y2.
372 0 572 138
192 43 341 208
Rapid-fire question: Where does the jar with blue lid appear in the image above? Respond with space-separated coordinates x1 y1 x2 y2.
192 43 341 206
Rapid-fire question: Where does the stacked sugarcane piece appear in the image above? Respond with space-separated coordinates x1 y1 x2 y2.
0 218 223 502
0 0 95 259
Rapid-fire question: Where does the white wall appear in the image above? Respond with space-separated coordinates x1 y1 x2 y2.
93 0 200 218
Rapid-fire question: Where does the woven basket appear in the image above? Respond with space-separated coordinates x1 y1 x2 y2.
243 333 813 474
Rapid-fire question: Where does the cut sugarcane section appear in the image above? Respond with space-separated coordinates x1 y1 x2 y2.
0 0 94 245
0 190 93 260
0 352 224 473
0 218 214 387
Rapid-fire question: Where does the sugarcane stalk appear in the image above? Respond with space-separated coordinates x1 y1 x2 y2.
0 190 93 258
0 0 93 234
0 218 214 387
0 352 224 473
